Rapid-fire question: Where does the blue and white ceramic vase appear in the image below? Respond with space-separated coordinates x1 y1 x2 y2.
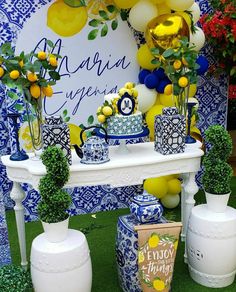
129 192 163 224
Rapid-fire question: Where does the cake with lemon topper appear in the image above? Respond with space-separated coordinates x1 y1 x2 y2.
97 82 143 136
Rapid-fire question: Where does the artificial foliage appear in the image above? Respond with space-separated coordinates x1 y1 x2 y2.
37 146 71 223
0 265 32 292
202 125 233 194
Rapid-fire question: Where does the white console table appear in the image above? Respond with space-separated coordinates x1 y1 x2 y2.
1 141 203 269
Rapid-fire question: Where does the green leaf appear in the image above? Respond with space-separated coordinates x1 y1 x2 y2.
88 29 99 40
120 9 128 21
99 10 109 21
107 5 115 13
151 59 160 65
65 116 70 122
163 48 174 58
46 40 54 48
63 0 86 7
1 42 13 55
14 104 24 111
49 70 60 80
111 19 118 30
33 60 42 72
101 23 108 37
87 115 94 125
47 80 56 86
63 109 68 116
89 19 100 27
79 123 85 129
7 91 19 100
150 47 159 55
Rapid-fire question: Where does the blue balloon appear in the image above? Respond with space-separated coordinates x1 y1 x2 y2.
153 68 166 80
196 56 209 75
144 73 159 89
138 69 151 84
156 78 171 93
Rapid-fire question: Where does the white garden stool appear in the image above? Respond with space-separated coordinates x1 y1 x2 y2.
31 229 92 292
186 204 236 288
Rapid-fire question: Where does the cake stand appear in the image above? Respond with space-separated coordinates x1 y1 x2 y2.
95 127 149 154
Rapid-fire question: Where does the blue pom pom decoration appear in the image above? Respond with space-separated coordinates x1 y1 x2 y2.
156 78 171 93
153 68 166 80
144 73 159 89
138 69 151 84
196 56 209 75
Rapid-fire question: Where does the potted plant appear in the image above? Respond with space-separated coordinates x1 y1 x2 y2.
202 125 233 212
37 146 72 242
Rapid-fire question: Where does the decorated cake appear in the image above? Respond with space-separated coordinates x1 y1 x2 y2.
97 83 143 136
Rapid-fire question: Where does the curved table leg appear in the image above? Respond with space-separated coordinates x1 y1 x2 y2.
182 172 199 264
10 182 28 269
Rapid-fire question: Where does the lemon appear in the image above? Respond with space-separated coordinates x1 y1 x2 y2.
68 123 85 146
47 0 88 37
49 57 58 67
27 72 38 82
153 279 165 291
124 82 134 89
87 0 118 20
0 67 4 78
37 51 47 60
148 234 160 248
178 76 189 88
98 114 106 123
30 84 41 99
9 70 20 79
19 60 24 67
131 88 138 98
174 240 178 250
102 106 113 116
97 106 102 113
182 57 188 66
138 251 145 263
173 59 182 70
164 84 173 95
42 85 53 97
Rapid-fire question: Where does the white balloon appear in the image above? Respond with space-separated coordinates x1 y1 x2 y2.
129 0 158 32
161 194 180 209
135 84 157 113
190 26 205 51
189 2 201 24
166 0 194 11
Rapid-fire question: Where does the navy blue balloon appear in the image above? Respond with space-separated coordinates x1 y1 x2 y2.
138 69 151 84
153 68 166 80
144 73 159 89
196 56 209 75
156 78 171 93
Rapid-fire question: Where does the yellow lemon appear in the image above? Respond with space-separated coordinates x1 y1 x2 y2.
19 60 24 67
30 84 41 99
164 84 173 96
138 251 145 263
49 57 58 67
102 106 113 116
47 0 88 37
178 76 189 88
97 106 102 113
42 85 53 97
173 59 182 70
153 279 165 291
174 240 178 250
124 82 134 89
37 51 47 60
27 72 38 82
9 70 20 79
97 114 106 123
131 88 138 98
0 67 4 78
68 123 85 146
87 0 118 20
182 57 188 66
148 234 160 248
167 178 181 194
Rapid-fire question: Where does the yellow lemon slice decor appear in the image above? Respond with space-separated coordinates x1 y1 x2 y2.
87 0 118 20
19 121 39 152
47 0 88 37
148 233 160 248
68 123 86 147
153 279 165 291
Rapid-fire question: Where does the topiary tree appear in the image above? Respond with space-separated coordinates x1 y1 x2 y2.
202 125 233 194
37 146 71 223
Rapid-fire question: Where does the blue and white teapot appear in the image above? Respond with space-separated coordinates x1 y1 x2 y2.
73 125 110 164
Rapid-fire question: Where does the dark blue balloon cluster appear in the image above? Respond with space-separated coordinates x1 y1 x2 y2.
196 55 209 76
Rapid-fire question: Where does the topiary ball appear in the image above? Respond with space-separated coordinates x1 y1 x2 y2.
144 73 159 89
156 78 171 93
138 69 151 84
196 55 209 75
153 67 166 79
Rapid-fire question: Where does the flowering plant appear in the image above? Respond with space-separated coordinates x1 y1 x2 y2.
200 0 236 78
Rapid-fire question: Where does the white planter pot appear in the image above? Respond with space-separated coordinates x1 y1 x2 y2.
42 217 69 243
205 191 230 213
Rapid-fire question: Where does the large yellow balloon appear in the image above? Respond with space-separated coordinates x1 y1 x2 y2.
146 104 164 139
144 177 168 198
151 0 165 4
136 44 158 70
114 0 139 9
166 0 194 11
159 93 177 107
146 14 189 53
156 3 171 15
167 179 181 194
189 84 197 97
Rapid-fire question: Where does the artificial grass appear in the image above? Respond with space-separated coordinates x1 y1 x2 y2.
6 179 236 292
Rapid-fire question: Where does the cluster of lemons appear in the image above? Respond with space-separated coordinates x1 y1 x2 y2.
0 51 56 99
97 101 116 124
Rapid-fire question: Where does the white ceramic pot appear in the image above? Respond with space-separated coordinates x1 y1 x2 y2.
187 205 236 288
42 217 69 243
205 191 230 213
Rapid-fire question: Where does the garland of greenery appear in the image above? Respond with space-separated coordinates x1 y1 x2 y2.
37 146 71 223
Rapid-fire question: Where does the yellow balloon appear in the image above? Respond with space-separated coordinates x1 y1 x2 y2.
151 0 165 4
159 93 177 107
176 12 192 29
136 44 158 70
155 94 161 105
164 174 180 180
167 179 181 194
146 14 189 53
114 0 139 9
144 177 168 198
146 104 164 136
189 84 197 97
156 3 171 15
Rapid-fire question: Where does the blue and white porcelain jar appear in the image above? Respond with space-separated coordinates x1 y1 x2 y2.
129 192 163 224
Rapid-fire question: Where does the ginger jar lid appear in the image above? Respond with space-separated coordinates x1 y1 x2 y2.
132 191 159 206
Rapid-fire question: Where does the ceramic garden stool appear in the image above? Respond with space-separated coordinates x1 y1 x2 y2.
186 204 236 288
31 229 92 292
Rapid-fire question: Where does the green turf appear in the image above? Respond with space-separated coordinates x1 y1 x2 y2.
6 178 236 292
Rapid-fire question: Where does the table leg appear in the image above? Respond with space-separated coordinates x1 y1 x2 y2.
182 172 199 264
10 182 28 269
181 173 189 242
